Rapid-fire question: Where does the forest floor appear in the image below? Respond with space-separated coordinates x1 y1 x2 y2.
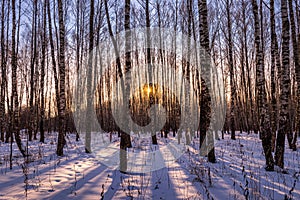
0 131 299 200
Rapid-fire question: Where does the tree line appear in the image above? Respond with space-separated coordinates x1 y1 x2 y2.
0 0 299 171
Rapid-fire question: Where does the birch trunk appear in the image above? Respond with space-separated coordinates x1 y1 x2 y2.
11 0 26 157
198 0 216 163
56 0 67 156
0 0 6 142
120 0 132 173
251 0 274 171
289 0 299 151
275 0 291 169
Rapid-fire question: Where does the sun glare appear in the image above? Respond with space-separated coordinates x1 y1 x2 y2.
146 87 151 94
142 85 154 96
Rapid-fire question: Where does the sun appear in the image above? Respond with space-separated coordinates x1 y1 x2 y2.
145 86 152 95
142 84 154 96
139 84 161 99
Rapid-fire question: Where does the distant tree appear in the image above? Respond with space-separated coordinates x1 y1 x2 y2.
11 0 26 157
119 0 133 173
39 0 47 143
47 0 60 121
145 0 158 145
28 0 38 142
0 0 6 142
237 0 250 134
225 0 236 140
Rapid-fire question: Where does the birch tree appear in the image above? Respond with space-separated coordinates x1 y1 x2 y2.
28 0 38 141
0 0 6 142
11 0 26 157
289 0 299 151
56 0 67 156
84 0 95 153
251 0 274 171
39 0 47 143
275 0 291 168
198 0 216 163
270 0 280 152
120 0 133 173
225 0 236 140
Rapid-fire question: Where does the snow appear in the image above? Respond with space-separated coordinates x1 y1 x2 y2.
0 132 299 200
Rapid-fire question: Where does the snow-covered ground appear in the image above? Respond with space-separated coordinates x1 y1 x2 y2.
0 132 299 200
